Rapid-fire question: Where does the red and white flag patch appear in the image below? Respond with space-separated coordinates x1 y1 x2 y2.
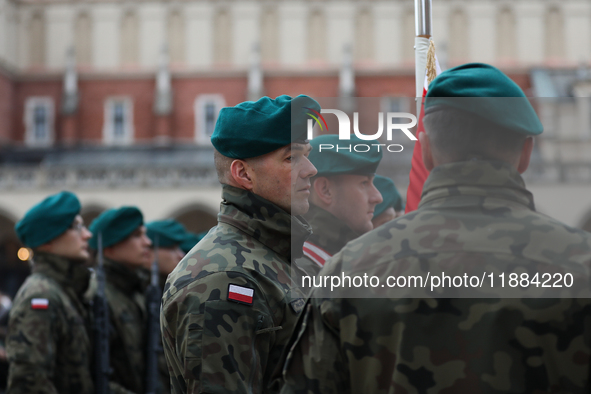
31 298 49 310
303 241 332 268
228 284 254 305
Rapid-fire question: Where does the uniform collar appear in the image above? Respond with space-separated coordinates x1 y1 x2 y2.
32 252 91 296
218 184 312 261
304 203 360 255
103 258 148 295
419 159 535 211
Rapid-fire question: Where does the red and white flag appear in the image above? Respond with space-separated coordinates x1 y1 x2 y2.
406 41 442 213
228 284 254 305
31 298 49 310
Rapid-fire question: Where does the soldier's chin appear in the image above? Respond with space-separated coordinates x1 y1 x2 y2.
291 199 310 216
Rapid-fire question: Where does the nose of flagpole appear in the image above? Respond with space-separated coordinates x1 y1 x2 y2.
415 0 432 37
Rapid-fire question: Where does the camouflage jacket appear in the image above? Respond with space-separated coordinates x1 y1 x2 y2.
161 184 312 394
98 259 148 394
6 252 94 394
281 160 591 394
294 204 359 278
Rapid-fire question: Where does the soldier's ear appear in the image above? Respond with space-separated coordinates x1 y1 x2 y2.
517 137 534 174
419 132 435 171
312 177 333 205
230 159 254 190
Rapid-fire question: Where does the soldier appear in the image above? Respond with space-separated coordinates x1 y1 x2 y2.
160 95 318 394
296 134 383 277
371 175 404 228
88 206 152 394
6 191 94 394
146 219 189 394
281 63 591 393
146 219 187 284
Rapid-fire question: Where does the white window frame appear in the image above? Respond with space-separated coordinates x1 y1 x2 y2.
103 97 134 146
24 97 54 147
194 94 226 144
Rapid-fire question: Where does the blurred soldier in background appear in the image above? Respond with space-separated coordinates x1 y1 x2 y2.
89 206 152 394
295 134 383 277
6 191 94 394
371 175 404 228
179 230 209 255
146 219 188 394
161 95 318 394
281 63 591 393
146 219 187 286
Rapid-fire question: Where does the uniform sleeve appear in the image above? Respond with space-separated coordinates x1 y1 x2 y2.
280 298 349 394
161 272 280 394
5 295 63 394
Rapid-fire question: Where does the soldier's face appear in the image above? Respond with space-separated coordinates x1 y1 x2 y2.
249 143 317 216
40 215 92 261
330 174 383 234
104 226 153 268
153 246 185 275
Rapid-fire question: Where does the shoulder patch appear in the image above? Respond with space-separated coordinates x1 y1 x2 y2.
228 284 254 305
290 298 306 314
31 298 49 310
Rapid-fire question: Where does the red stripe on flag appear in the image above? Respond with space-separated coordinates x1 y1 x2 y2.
228 292 253 304
406 87 431 213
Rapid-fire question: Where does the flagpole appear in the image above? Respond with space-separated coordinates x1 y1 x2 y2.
415 0 432 117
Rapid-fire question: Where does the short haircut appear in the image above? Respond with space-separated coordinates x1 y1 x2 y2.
214 149 234 184
423 107 527 164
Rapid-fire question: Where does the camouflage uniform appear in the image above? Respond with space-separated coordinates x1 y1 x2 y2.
100 258 148 394
5 252 94 394
281 160 591 393
294 204 359 279
161 184 312 394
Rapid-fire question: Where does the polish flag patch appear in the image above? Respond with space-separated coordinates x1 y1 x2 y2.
227 285 254 305
303 241 332 268
31 298 49 310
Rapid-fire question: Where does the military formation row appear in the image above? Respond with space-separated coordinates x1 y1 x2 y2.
5 62 591 394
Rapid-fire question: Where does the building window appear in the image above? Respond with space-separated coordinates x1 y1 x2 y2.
194 95 226 144
103 98 134 145
24 97 54 147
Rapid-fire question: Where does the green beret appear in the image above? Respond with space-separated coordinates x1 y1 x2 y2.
425 63 543 136
309 134 383 177
211 95 320 159
146 220 187 248
15 191 81 248
89 206 144 249
373 175 403 218
180 230 209 254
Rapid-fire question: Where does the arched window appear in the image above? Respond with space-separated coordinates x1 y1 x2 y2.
545 7 565 62
307 8 326 62
194 94 226 144
168 10 185 65
261 6 279 64
28 11 45 68
120 11 139 67
402 7 415 64
496 7 516 63
213 8 232 65
448 8 468 64
75 12 92 66
354 7 374 62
